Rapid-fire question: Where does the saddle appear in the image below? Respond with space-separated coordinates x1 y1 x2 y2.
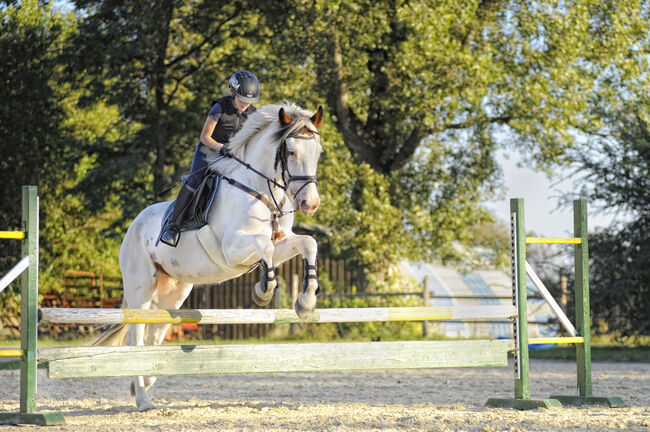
161 172 221 232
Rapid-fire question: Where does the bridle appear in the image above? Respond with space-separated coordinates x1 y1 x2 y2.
217 126 320 238
274 129 320 198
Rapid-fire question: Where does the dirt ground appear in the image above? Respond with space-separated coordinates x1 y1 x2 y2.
0 359 648 431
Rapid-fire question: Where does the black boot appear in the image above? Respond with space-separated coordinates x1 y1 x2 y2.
158 184 195 247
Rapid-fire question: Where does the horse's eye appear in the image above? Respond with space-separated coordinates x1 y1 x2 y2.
288 150 296 157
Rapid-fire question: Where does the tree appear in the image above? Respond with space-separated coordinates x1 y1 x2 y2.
257 0 650 267
563 104 650 338
0 1 126 333
0 0 71 269
67 0 272 215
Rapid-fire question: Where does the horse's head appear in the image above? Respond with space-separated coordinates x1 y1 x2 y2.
276 106 323 216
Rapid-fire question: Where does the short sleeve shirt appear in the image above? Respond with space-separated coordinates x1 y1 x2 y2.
207 102 223 123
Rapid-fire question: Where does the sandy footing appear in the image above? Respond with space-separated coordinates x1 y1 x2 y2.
0 359 648 431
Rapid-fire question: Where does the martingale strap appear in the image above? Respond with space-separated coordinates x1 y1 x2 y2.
221 175 287 242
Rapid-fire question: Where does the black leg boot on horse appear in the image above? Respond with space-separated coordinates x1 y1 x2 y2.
158 183 195 247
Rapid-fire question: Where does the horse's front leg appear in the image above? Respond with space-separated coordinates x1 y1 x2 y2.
222 232 278 307
272 233 319 320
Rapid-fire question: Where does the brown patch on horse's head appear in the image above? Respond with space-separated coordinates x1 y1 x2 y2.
310 106 323 129
298 126 314 137
279 107 292 126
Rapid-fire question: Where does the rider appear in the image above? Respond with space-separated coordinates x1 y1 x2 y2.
158 70 260 247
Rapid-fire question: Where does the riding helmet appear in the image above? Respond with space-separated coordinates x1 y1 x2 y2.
229 70 260 103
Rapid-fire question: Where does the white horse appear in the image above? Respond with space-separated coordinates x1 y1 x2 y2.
95 102 323 411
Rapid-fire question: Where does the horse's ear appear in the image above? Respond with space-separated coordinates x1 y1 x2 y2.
310 106 323 129
279 108 292 126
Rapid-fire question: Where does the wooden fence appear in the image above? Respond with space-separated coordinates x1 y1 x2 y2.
184 256 366 339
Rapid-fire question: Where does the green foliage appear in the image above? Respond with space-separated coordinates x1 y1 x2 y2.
563 106 650 338
0 2 124 331
66 0 274 211
0 1 75 323
2 0 650 339
256 0 650 270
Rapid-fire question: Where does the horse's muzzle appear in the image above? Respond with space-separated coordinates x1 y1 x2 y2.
299 195 320 216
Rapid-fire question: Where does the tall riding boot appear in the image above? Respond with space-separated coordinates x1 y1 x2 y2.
158 184 195 247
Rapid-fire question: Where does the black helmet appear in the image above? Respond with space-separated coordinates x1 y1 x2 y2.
229 70 260 103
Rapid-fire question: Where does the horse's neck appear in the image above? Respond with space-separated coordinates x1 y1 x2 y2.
211 139 287 223
231 163 286 204
233 135 284 197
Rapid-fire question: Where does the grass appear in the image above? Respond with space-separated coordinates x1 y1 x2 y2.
529 335 650 362
528 345 650 362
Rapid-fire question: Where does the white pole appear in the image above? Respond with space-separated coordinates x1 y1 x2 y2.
525 261 576 337
0 256 30 293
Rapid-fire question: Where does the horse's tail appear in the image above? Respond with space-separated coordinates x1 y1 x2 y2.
86 298 130 347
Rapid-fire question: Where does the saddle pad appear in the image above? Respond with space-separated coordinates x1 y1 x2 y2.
196 225 251 274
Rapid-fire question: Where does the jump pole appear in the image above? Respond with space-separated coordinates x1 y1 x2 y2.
0 186 65 426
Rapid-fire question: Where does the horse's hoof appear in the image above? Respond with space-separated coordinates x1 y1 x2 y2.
131 377 157 396
294 300 314 320
252 284 273 307
137 401 156 412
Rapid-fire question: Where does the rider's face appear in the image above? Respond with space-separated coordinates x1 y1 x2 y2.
233 95 251 111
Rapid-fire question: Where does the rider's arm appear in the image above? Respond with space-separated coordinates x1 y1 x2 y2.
200 102 224 151
200 117 222 151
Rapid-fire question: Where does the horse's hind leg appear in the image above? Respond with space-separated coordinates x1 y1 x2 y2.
120 226 159 411
135 275 194 393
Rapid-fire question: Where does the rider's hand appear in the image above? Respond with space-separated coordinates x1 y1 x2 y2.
218 146 231 157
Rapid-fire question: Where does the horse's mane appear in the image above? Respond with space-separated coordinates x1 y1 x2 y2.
209 102 317 176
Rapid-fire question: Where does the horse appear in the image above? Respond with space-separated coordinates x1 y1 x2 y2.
94 102 324 411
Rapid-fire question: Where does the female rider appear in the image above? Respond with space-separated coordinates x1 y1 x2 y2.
158 70 260 247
